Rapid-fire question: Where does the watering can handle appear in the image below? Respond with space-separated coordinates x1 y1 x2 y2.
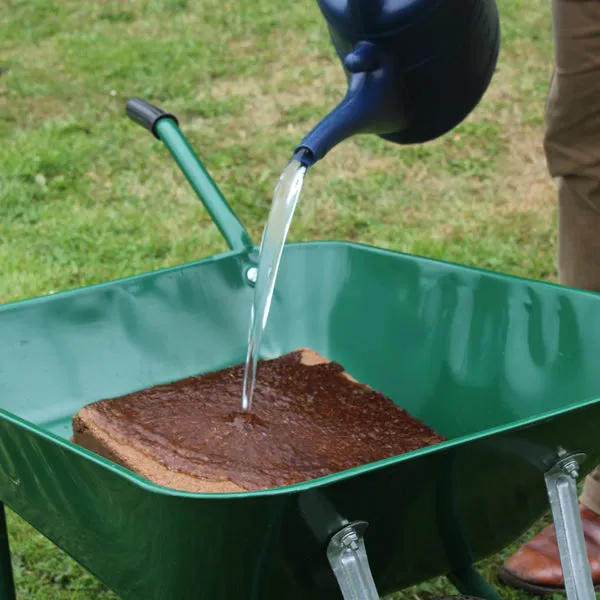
125 98 253 253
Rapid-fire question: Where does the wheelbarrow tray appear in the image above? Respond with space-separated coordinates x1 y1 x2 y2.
2 240 600 600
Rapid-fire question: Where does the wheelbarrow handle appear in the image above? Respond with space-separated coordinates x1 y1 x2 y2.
125 98 253 253
126 98 179 139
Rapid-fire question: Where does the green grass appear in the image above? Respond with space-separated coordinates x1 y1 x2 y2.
0 0 572 597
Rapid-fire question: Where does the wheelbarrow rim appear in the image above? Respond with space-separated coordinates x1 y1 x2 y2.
1 239 599 499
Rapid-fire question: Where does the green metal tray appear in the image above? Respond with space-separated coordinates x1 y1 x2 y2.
1 105 600 600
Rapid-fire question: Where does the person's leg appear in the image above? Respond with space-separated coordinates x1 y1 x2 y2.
500 0 600 593
545 0 600 514
582 469 600 517
559 169 600 523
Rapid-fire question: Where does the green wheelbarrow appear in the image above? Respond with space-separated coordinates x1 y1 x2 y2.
0 99 599 600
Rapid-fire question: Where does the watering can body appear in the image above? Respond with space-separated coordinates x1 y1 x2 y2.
296 0 500 165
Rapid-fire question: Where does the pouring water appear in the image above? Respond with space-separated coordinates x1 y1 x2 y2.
241 156 308 411
238 0 500 412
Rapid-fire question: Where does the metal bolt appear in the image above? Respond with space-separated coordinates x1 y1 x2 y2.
246 267 258 284
340 530 360 551
562 459 580 480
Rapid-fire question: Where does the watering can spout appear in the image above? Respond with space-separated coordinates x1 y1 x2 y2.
293 42 403 167
293 0 501 168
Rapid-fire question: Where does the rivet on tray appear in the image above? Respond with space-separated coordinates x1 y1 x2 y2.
245 267 258 285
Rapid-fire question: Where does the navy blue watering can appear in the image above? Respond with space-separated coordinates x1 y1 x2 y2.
294 0 500 166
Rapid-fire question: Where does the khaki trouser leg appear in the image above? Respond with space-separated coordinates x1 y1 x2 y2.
545 0 600 514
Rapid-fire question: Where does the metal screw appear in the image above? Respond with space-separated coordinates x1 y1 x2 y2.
246 267 258 284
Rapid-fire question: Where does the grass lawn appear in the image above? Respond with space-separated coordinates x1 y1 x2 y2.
0 0 573 598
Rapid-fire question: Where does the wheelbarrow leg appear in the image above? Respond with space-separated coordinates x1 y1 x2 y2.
326 521 380 600
0 504 16 600
544 451 595 600
437 453 502 600
447 565 503 600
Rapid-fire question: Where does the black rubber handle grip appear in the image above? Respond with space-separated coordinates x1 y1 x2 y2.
126 98 179 139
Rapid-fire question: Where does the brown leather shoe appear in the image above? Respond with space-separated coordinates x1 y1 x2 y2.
499 506 600 595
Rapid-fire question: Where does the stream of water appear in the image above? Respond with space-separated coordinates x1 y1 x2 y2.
241 157 308 412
